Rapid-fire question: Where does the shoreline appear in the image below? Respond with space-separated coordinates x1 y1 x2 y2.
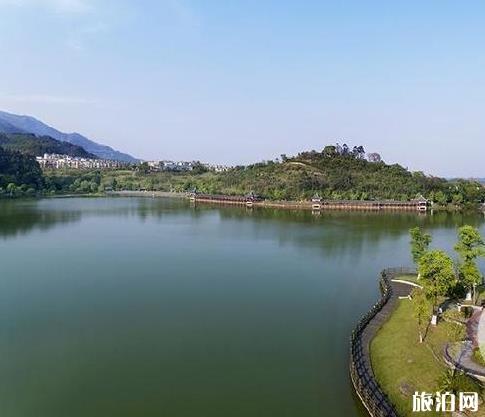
106 190 187 199
4 191 479 213
106 190 432 212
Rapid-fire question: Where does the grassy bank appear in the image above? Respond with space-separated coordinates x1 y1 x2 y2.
370 299 477 416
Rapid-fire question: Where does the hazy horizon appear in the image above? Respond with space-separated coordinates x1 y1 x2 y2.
1 1 484 177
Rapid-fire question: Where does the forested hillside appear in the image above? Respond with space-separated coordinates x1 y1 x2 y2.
0 147 44 194
0 133 97 159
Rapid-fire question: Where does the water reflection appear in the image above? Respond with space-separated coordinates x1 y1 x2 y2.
0 200 81 239
2 197 484 256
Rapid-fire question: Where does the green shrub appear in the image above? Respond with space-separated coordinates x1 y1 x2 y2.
438 369 482 396
472 347 485 367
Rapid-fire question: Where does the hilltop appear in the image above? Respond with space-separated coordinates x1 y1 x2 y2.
0 111 138 163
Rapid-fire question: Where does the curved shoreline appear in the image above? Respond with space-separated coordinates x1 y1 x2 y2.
349 268 414 417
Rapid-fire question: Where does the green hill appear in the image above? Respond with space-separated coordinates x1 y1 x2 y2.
148 145 483 205
0 133 97 159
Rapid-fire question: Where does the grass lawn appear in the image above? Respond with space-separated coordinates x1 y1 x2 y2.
370 299 478 416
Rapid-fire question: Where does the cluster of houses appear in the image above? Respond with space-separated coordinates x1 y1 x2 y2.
36 153 127 170
146 160 230 173
35 154 231 172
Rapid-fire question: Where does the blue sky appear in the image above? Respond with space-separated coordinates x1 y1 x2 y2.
0 0 484 176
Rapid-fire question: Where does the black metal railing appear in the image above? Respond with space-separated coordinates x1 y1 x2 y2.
349 268 415 417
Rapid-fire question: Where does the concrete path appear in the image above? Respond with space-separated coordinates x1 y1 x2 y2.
478 307 485 349
445 307 485 380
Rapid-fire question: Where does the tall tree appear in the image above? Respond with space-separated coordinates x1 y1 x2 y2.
455 225 485 300
367 152 382 163
455 225 485 263
412 288 432 343
322 146 336 158
410 227 432 268
419 250 456 324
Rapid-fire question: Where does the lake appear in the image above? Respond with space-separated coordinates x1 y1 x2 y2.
0 197 483 417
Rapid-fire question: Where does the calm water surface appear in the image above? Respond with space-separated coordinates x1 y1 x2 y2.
0 197 484 417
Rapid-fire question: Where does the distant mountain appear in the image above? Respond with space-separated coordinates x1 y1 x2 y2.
0 118 26 134
0 133 98 159
0 111 138 163
448 177 485 185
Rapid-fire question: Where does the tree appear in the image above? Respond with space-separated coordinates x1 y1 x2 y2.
322 146 336 158
138 162 150 175
455 225 485 264
352 145 365 159
410 227 432 267
367 152 382 163
459 262 482 300
432 191 448 205
6 182 16 197
412 288 432 343
455 225 485 300
419 250 456 323
452 193 464 205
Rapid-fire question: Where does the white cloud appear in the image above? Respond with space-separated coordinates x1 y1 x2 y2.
0 0 93 14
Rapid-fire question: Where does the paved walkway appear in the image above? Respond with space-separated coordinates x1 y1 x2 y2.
445 307 485 379
477 307 485 348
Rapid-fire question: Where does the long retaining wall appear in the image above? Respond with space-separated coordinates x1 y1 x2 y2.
349 267 415 417
192 196 428 211
107 191 429 212
107 191 188 198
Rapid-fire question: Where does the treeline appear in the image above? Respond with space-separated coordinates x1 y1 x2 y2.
0 146 44 197
409 225 485 341
0 133 97 159
44 170 104 194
